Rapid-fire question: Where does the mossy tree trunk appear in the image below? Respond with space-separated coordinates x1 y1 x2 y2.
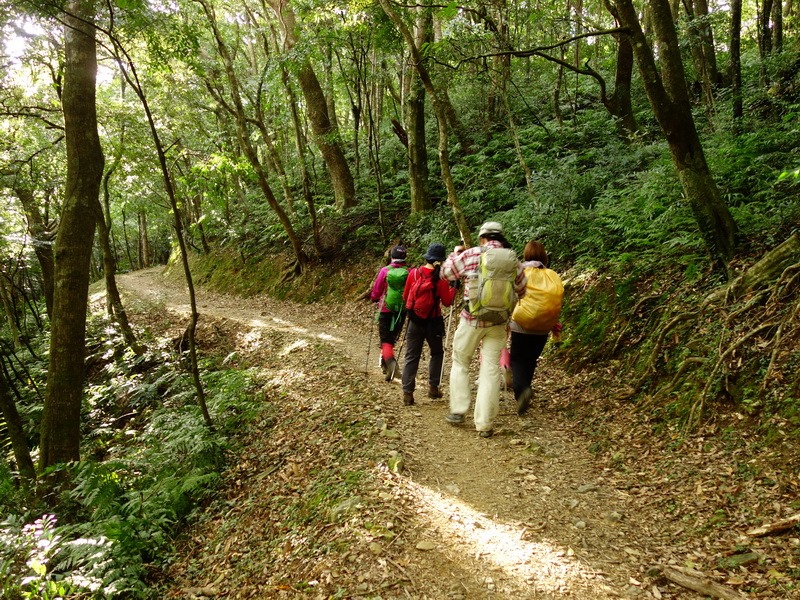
40 0 104 475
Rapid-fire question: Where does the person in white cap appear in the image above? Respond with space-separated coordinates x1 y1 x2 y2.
440 222 527 438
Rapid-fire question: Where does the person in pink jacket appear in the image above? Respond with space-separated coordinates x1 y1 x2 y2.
370 245 408 381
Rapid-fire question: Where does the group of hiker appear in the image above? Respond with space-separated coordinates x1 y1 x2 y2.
369 221 564 438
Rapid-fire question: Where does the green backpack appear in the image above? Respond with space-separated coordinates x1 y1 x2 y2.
467 247 518 324
384 266 409 312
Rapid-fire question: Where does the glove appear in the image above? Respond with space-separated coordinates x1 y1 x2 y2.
449 279 462 289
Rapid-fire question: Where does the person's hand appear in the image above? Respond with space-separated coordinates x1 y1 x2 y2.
454 245 465 254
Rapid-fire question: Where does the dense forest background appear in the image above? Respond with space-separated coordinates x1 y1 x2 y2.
1 0 799 595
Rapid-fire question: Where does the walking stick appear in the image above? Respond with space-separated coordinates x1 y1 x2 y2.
388 313 408 382
365 305 378 377
439 300 458 385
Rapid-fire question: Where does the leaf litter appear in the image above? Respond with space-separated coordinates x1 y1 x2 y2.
117 268 800 599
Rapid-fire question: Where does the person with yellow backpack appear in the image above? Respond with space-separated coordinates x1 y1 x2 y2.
509 240 564 416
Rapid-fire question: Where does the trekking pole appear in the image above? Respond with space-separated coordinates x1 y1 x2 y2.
365 306 378 377
389 314 409 381
366 295 385 375
439 300 458 385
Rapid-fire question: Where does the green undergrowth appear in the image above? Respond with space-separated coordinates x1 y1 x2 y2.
0 316 265 599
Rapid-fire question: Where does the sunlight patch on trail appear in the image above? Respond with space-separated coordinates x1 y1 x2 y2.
396 476 617 597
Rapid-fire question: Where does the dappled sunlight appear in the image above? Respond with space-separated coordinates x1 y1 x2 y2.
393 475 616 597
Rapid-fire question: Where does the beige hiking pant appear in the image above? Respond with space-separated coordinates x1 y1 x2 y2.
448 317 506 432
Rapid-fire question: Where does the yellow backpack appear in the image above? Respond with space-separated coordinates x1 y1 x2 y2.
511 266 563 333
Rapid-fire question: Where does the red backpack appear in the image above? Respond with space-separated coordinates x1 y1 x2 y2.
406 268 439 321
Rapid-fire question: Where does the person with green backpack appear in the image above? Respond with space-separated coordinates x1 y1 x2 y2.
370 245 409 381
441 222 527 438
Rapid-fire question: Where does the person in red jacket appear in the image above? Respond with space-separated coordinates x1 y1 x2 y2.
399 243 457 406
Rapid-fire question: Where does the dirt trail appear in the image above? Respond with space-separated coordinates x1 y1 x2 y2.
117 268 787 600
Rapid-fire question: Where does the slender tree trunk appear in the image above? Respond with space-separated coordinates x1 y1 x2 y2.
40 0 104 474
611 0 738 270
266 0 356 210
15 188 55 318
502 91 535 200
105 13 213 431
282 68 322 255
95 202 142 355
138 211 150 268
406 7 431 213
197 0 307 269
730 0 743 122
0 278 22 348
379 0 473 246
0 365 36 482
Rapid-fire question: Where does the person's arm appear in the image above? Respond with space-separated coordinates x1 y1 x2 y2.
370 267 388 302
441 245 473 281
514 263 528 298
437 277 457 307
403 268 417 303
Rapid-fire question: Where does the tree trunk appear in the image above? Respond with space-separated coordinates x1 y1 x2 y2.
40 0 104 473
266 0 356 210
0 365 36 482
107 7 213 432
138 210 150 268
406 8 431 213
685 0 718 109
95 203 143 355
730 0 743 122
772 0 783 51
611 0 738 270
608 34 639 136
198 0 307 269
0 275 22 349
282 68 322 255
295 62 357 210
15 187 55 318
379 0 473 246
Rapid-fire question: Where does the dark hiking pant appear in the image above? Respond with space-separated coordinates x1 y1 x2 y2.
401 316 445 393
509 331 548 400
378 310 405 346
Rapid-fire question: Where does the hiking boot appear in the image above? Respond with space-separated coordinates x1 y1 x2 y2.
403 392 415 406
428 385 443 399
445 413 465 425
479 429 494 438
516 387 533 416
385 358 397 382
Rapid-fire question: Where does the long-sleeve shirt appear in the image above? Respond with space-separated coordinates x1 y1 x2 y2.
441 240 527 326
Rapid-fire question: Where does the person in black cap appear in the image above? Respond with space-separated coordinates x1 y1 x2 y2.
399 243 457 405
370 245 409 380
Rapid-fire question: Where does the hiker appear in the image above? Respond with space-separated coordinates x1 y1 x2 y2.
399 243 457 406
370 245 409 381
509 240 564 416
441 222 527 438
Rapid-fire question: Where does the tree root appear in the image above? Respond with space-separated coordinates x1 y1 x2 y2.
635 312 694 389
611 293 663 355
687 321 779 431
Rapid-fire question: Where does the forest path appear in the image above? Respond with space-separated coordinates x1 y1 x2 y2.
115 267 750 600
